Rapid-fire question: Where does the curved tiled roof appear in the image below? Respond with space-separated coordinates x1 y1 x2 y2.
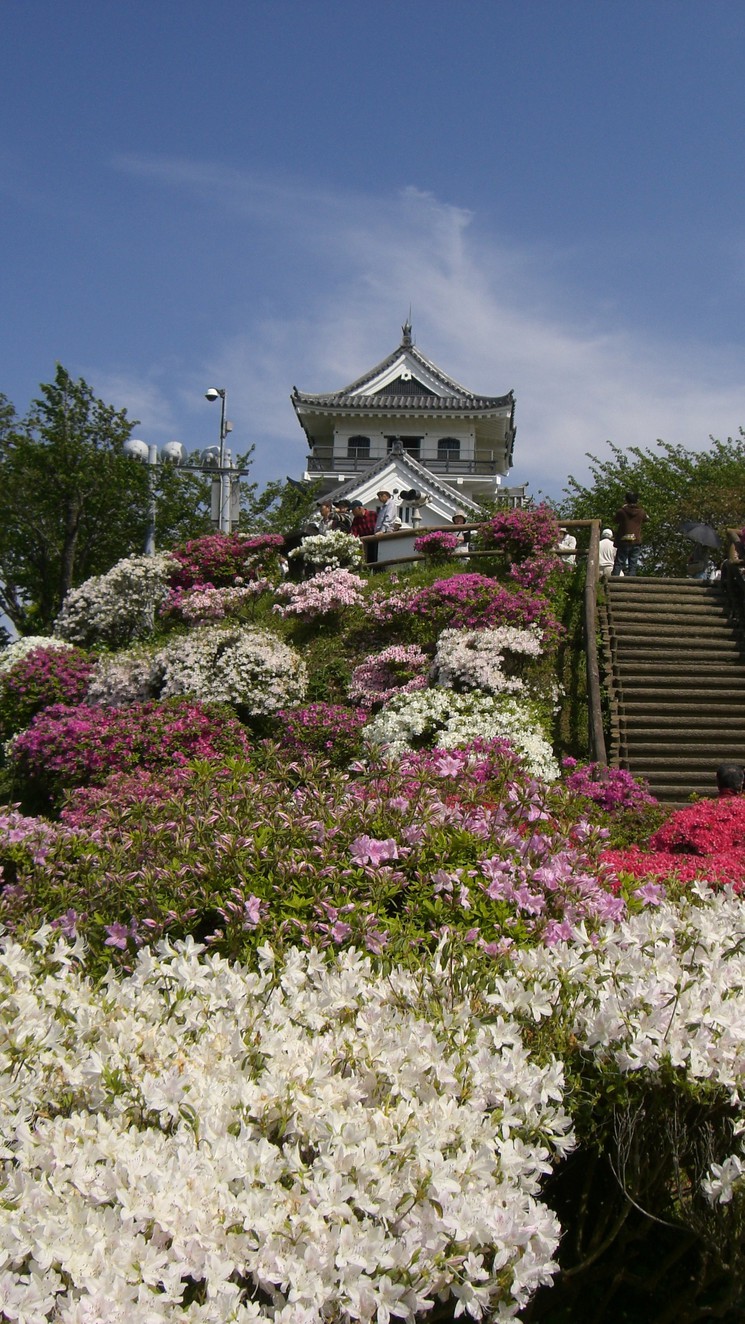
291 330 513 413
293 390 513 412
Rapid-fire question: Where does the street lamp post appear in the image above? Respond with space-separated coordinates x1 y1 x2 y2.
205 387 232 534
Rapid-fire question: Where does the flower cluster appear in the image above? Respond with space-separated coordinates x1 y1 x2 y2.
289 530 363 570
273 568 367 620
413 529 460 559
432 625 543 695
476 504 561 560
562 759 657 813
0 643 95 739
348 645 429 709
8 697 251 804
369 573 561 647
601 797 745 891
160 581 267 623
364 689 560 779
275 702 368 765
0 932 571 1321
0 636 73 672
54 553 175 648
169 532 285 588
86 646 163 708
157 624 307 714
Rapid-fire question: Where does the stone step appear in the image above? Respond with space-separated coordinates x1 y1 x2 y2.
617 715 745 729
617 673 745 690
613 654 741 672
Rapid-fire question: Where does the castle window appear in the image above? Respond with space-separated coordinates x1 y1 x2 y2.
347 435 370 459
437 437 461 463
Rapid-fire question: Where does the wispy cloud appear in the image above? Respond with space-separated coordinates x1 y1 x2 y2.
109 157 745 498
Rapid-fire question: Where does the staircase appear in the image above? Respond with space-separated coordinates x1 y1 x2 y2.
603 577 745 804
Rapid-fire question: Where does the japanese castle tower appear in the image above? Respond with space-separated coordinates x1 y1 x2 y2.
291 322 522 524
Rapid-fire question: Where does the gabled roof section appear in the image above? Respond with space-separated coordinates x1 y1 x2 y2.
326 449 484 515
291 324 513 413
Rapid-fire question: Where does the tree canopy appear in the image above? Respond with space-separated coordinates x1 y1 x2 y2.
0 366 212 634
559 435 745 575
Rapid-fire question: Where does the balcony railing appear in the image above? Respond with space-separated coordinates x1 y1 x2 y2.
305 454 502 476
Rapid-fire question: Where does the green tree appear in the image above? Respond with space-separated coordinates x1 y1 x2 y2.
0 366 211 634
241 474 322 533
560 435 745 576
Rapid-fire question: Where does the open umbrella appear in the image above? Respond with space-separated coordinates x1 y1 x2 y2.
677 520 722 549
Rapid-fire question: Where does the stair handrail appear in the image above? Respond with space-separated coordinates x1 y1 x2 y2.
582 518 607 765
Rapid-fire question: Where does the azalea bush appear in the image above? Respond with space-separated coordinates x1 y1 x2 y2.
0 635 74 672
432 626 543 696
273 568 368 621
288 530 363 571
156 623 307 715
364 689 560 779
413 529 460 561
348 644 430 709
0 643 95 740
7 697 250 808
0 740 635 967
0 931 573 1323
169 531 285 589
54 552 175 648
368 573 562 648
159 581 268 623
274 701 368 766
476 504 561 561
602 795 745 890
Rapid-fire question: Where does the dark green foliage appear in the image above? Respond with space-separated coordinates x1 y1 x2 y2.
0 367 212 633
560 435 745 577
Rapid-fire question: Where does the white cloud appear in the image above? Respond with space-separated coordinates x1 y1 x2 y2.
109 159 745 499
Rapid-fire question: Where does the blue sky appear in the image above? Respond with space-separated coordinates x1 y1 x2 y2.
3 0 745 500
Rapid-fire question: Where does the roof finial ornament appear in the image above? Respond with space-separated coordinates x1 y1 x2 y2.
401 312 413 347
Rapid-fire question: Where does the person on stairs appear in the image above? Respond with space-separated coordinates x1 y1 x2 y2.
612 492 647 577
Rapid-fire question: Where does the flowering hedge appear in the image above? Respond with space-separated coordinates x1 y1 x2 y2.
476 504 561 560
0 644 95 740
275 702 368 766
288 530 363 570
273 568 368 621
348 645 430 709
432 626 543 696
54 553 175 648
8 698 251 805
156 624 307 715
169 531 285 589
413 529 460 560
369 573 562 647
364 689 560 780
0 931 572 1322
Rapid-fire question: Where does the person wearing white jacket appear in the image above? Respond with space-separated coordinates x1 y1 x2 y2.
599 528 616 579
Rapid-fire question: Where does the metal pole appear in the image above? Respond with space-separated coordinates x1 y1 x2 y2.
145 444 158 556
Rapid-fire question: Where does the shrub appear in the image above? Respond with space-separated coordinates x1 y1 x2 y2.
0 645 95 739
413 529 460 560
273 568 368 621
275 702 368 765
364 688 560 779
53 553 174 648
169 531 285 588
8 697 251 807
159 581 268 623
288 530 363 571
0 636 74 672
476 503 561 560
369 572 562 647
348 644 430 708
156 623 307 715
431 625 543 695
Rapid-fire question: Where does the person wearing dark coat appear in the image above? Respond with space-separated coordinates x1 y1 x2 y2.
612 492 647 577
